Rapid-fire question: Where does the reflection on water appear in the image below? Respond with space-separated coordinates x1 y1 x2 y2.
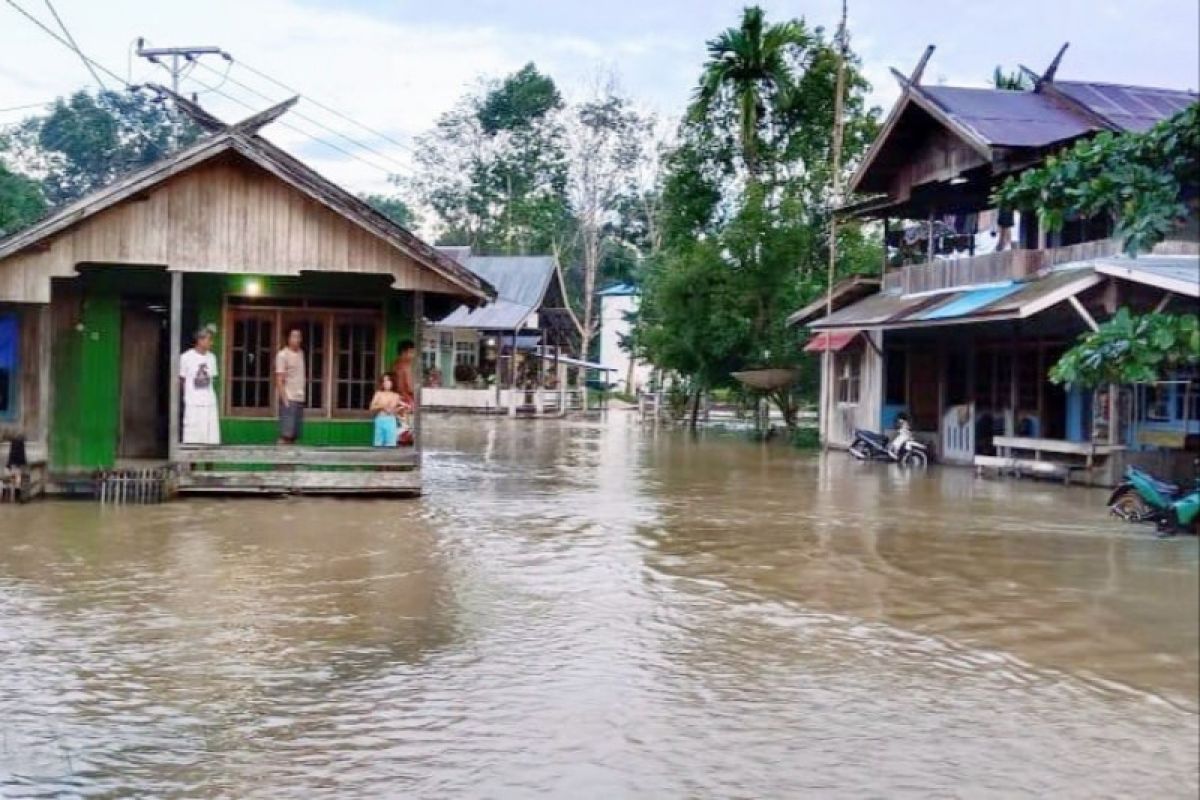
1 416 1197 798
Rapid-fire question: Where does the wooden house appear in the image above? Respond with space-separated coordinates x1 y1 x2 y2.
0 96 493 496
421 248 588 413
795 46 1199 485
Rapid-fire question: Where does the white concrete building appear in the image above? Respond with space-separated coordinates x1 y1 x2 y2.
598 284 653 394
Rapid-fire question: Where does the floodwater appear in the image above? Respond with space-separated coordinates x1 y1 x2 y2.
0 417 1197 799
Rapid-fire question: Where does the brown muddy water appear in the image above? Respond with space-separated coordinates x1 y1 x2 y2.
0 415 1197 798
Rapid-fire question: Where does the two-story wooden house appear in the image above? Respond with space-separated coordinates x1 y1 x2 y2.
794 46 1199 485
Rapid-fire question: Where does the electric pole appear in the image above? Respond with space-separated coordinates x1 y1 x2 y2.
135 39 231 94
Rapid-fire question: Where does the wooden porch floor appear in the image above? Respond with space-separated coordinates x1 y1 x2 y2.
175 445 421 495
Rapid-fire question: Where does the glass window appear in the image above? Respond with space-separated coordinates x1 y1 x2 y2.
837 351 861 405
422 336 438 373
229 314 274 411
0 314 17 420
335 321 379 412
454 340 478 366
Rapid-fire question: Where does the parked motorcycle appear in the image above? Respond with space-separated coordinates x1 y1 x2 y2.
849 416 929 468
1108 463 1200 535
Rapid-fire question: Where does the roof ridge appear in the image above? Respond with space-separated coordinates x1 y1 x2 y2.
1053 78 1199 95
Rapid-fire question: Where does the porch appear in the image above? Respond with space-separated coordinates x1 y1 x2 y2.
176 444 419 494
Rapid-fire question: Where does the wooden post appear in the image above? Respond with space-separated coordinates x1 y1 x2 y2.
167 270 182 462
880 215 889 277
509 328 518 418
927 208 936 263
822 0 849 450
558 359 568 416
413 291 424 460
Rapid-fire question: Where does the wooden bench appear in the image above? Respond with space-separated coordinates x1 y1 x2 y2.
977 436 1123 484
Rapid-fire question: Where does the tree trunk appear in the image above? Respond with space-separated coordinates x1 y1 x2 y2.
689 384 703 431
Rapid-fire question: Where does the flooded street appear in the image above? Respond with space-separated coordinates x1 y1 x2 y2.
1 415 1197 798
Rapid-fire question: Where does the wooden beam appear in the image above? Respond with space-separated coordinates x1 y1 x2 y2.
891 71 995 160
1153 291 1174 313
908 44 936 85
1039 42 1070 86
177 445 418 466
36 304 51 448
167 270 182 462
1068 295 1100 331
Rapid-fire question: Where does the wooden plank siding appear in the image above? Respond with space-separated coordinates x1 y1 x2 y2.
0 157 464 303
881 239 1199 295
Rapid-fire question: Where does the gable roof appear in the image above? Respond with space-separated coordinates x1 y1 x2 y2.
435 254 573 330
0 106 493 303
847 47 1197 199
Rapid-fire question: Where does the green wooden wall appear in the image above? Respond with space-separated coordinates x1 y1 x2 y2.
51 270 417 470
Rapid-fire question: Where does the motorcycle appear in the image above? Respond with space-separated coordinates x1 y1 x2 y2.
1108 463 1200 535
849 416 929 468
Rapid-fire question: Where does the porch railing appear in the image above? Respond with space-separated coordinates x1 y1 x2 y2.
881 239 1198 295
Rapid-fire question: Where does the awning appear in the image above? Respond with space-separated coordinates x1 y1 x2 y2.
804 330 861 352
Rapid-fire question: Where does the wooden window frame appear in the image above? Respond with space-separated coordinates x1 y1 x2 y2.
223 299 384 420
836 349 862 406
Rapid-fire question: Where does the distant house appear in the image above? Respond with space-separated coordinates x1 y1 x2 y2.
0 97 492 496
423 248 593 413
794 46 1199 485
598 283 652 394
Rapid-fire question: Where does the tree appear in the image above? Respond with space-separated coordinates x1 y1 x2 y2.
405 64 571 255
690 6 814 178
360 193 416 228
638 7 880 429
2 89 201 206
1049 308 1200 387
0 162 45 237
563 82 658 359
994 103 1199 256
991 66 1031 90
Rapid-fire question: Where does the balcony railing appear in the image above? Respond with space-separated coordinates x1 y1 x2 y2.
881 239 1198 295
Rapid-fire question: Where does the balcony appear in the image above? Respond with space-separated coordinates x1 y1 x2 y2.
881 239 1199 295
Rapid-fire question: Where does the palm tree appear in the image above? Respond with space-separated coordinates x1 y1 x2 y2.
689 6 811 178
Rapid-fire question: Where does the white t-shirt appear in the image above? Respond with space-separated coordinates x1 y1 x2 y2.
180 348 218 407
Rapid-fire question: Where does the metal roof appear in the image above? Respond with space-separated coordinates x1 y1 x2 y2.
1092 255 1200 297
598 283 637 297
922 86 1096 147
435 255 557 330
1054 81 1198 132
812 267 1102 331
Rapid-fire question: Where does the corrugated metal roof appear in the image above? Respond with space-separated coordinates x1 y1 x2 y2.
598 283 637 296
915 283 1022 320
1054 81 1198 132
922 86 1096 147
435 255 557 329
812 268 1101 330
1093 255 1200 297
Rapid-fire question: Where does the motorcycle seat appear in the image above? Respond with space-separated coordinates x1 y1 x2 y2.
1129 467 1179 497
856 430 889 448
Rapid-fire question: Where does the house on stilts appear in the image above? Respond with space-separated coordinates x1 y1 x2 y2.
0 94 493 498
794 46 1199 486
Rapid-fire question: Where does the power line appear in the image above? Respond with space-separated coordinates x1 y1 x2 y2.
233 57 418 156
3 0 128 87
41 0 107 90
190 58 412 173
182 73 405 179
0 101 52 114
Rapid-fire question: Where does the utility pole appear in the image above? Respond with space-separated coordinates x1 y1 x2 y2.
135 39 231 94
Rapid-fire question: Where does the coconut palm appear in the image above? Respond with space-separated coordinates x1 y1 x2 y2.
689 6 812 178
992 66 1031 91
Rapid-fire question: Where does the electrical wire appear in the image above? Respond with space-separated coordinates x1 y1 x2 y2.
41 0 107 90
190 58 412 173
4 0 129 87
232 57 419 156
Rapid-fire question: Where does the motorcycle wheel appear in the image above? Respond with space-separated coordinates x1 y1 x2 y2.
1109 489 1150 522
848 443 868 460
901 450 928 469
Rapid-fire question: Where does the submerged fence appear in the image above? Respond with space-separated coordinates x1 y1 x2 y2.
95 467 177 504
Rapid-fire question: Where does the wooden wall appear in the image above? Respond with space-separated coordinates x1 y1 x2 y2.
0 156 463 303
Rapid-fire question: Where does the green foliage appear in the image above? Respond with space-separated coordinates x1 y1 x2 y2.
994 103 1199 256
0 162 46 237
360 193 416 228
2 89 201 206
405 63 571 255
638 6 880 428
1049 308 1200 387
991 66 1030 90
790 425 821 449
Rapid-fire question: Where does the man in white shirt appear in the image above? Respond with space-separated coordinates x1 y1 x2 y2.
179 329 220 445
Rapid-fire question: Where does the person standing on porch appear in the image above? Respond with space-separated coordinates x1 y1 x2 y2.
276 328 306 444
179 329 220 445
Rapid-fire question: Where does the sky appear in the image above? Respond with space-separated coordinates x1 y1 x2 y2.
2 0 1197 199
